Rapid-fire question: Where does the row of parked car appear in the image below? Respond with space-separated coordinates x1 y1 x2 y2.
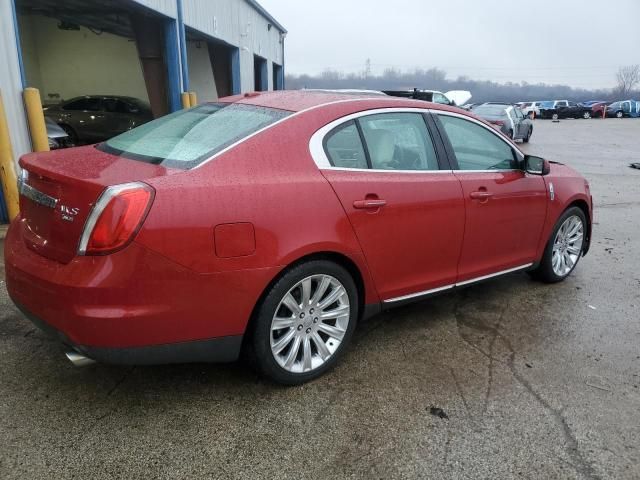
515 99 640 120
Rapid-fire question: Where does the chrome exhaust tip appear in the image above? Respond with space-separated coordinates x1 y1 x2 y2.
65 351 96 367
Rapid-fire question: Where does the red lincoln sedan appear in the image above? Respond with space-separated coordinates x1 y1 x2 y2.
5 91 592 384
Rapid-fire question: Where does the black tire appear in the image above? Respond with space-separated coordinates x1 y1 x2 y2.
582 111 591 119
528 206 587 283
523 127 532 143
616 111 623 118
249 260 358 385
551 113 559 121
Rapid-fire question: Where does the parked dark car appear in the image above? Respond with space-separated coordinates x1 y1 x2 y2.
45 116 73 150
44 95 153 144
603 100 640 118
383 89 471 106
549 102 594 120
471 103 533 142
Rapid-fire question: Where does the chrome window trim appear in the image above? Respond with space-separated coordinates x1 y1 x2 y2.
309 107 447 172
383 263 533 304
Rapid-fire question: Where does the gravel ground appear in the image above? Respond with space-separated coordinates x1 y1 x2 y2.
0 118 639 479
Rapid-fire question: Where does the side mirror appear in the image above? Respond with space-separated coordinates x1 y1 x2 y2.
524 155 550 175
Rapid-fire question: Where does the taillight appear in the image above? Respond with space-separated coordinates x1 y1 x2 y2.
78 182 154 255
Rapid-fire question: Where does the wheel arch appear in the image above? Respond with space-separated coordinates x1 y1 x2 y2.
241 250 373 349
566 198 592 254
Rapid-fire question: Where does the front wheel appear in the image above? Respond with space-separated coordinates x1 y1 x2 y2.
582 111 591 119
250 260 358 384
529 207 586 283
616 111 624 118
551 113 559 120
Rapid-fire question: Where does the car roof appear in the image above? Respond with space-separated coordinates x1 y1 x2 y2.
217 90 461 113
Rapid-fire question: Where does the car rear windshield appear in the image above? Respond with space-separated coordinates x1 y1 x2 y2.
98 103 291 169
473 105 506 117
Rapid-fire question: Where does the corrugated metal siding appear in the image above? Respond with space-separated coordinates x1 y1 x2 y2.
182 0 284 91
131 0 178 18
0 1 32 168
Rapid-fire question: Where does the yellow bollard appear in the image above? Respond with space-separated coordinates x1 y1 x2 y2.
188 91 198 107
0 92 20 220
23 87 49 152
181 92 191 109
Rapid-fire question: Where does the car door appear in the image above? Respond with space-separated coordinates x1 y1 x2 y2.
312 110 465 302
512 108 527 138
433 112 548 282
102 98 137 139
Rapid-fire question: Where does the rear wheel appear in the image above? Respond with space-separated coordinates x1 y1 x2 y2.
551 113 559 120
529 207 586 283
250 260 358 384
616 111 624 118
582 111 591 119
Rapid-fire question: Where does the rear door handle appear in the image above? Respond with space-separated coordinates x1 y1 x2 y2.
353 199 387 209
469 191 493 200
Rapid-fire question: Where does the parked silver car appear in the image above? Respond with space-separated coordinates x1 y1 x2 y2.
471 103 533 142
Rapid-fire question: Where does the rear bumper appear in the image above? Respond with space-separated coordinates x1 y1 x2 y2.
14 301 242 364
4 219 279 357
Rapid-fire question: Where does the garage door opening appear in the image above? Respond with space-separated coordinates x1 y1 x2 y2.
15 0 179 145
185 29 240 101
273 63 283 90
254 55 268 91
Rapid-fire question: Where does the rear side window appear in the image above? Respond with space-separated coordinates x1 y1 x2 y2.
359 113 439 171
324 121 368 169
98 103 291 169
438 115 516 171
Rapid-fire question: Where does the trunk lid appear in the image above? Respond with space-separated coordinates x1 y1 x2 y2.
18 145 175 263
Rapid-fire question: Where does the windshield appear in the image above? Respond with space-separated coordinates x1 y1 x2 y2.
98 103 291 169
473 105 507 118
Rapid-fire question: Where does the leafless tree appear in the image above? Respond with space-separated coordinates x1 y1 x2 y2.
616 65 640 97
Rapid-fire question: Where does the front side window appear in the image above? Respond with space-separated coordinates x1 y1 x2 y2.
359 113 439 171
438 115 517 171
98 103 290 169
432 93 450 105
324 121 367 169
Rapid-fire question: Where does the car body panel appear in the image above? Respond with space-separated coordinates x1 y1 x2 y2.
5 91 592 364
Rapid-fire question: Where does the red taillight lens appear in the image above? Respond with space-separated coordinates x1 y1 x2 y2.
79 182 154 255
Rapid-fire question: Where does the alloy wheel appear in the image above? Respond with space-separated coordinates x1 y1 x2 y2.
551 215 584 277
270 274 350 373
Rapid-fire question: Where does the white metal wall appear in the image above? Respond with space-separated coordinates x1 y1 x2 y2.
131 0 178 18
0 1 31 168
181 0 284 92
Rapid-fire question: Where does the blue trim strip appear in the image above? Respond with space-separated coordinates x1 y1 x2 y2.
260 58 268 91
10 0 26 87
176 0 189 91
164 19 181 112
231 48 240 95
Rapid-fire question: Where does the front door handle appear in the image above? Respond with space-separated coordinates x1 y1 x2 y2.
353 199 387 209
469 191 493 201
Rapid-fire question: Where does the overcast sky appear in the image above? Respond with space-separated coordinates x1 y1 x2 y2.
259 0 640 89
